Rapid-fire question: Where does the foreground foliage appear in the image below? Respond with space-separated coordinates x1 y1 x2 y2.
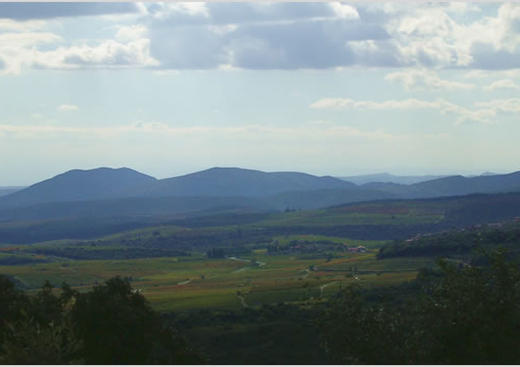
321 250 520 364
0 276 201 364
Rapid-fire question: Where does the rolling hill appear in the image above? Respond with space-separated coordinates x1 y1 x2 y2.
363 171 520 198
0 167 360 211
1 167 520 224
339 173 446 185
0 167 157 209
0 186 25 197
146 167 356 197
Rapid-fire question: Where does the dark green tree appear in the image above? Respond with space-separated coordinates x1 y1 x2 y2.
0 275 201 364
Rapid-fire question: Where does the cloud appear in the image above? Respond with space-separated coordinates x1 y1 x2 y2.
0 122 403 144
475 99 520 113
0 31 62 74
380 3 520 69
115 25 148 42
0 3 139 20
385 69 475 90
329 2 359 20
309 97 497 124
483 79 520 91
0 23 158 74
4 2 520 71
61 39 158 68
139 2 520 70
57 104 79 112
143 2 382 70
310 97 440 110
145 2 210 20
0 19 47 32
442 2 482 14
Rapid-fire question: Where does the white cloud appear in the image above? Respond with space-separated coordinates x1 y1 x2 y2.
0 31 62 74
33 37 158 70
443 2 481 14
148 2 209 20
309 97 497 124
208 24 238 36
380 3 520 69
385 69 475 90
0 19 47 32
3 2 520 72
328 2 359 20
57 104 79 112
310 97 440 110
0 20 157 74
484 79 520 91
464 69 520 80
115 24 148 42
0 122 400 143
475 99 520 113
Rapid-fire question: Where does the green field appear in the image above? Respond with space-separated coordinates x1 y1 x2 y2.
0 240 433 311
0 198 477 312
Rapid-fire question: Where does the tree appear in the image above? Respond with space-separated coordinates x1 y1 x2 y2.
320 250 520 364
0 275 202 364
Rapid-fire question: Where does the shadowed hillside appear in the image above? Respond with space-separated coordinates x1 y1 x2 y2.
0 168 157 209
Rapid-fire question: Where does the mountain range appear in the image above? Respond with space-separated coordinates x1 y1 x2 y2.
1 167 520 221
0 186 24 197
338 173 447 185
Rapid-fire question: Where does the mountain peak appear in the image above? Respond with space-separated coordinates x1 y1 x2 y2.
0 167 156 208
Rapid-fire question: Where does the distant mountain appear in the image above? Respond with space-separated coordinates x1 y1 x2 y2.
412 172 520 197
363 171 520 199
338 173 446 185
0 195 270 222
2 166 520 221
0 167 156 209
146 167 356 198
0 186 25 197
480 171 500 176
0 167 363 212
268 187 397 210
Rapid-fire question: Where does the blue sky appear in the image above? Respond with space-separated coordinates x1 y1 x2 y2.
1 2 520 185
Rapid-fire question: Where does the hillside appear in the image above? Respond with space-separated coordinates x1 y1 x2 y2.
339 173 446 185
413 171 520 196
147 167 356 197
0 167 363 211
3 192 520 244
364 171 520 198
0 186 24 197
378 219 520 259
0 167 157 209
1 167 520 222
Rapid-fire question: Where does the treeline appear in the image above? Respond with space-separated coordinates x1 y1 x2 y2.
378 221 520 259
266 239 345 254
321 251 520 364
206 247 251 258
0 217 152 244
103 227 273 252
23 246 191 260
0 255 48 265
0 276 201 364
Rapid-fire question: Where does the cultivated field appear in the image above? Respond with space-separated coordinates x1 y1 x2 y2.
0 234 433 311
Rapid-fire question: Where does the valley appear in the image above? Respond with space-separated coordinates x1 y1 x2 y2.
2 166 520 364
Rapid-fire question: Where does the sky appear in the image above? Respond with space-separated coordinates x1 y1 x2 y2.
1 2 520 185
